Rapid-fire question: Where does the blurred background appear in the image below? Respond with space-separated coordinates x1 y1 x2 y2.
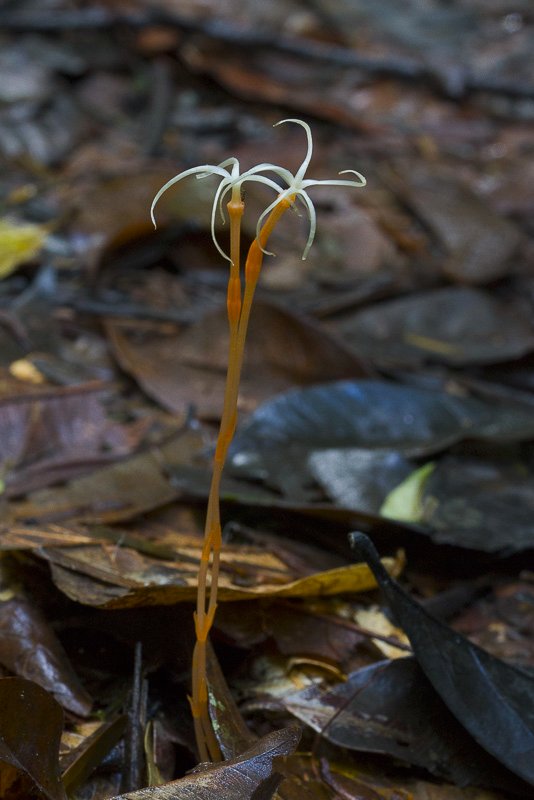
1 3 534 798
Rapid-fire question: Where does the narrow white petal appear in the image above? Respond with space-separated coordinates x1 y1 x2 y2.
151 165 229 228
298 191 317 260
274 119 313 184
210 183 232 263
237 174 287 194
301 178 366 189
240 163 294 186
338 169 367 186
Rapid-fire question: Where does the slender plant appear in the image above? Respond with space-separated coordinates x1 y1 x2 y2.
152 119 366 762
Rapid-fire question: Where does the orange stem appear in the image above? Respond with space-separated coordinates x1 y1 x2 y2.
191 194 292 762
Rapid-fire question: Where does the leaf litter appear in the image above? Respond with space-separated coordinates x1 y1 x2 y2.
0 0 534 797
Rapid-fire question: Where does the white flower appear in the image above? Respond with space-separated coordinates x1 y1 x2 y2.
253 119 367 259
151 118 366 263
150 157 284 263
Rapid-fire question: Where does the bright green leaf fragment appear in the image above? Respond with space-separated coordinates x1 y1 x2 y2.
380 461 435 523
0 217 48 279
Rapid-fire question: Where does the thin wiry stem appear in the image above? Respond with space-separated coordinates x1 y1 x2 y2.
190 194 292 761
155 118 367 763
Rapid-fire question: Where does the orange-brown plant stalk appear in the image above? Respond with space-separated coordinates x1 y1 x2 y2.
151 120 365 761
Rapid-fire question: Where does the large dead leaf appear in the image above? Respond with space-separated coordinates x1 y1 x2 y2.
393 166 522 283
9 429 205 525
106 301 368 419
109 726 300 800
37 535 404 608
227 379 534 500
337 286 534 367
285 658 529 793
418 455 534 553
351 533 534 787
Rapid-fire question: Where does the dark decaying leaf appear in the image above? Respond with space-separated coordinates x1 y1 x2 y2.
0 562 92 716
285 657 531 793
215 600 365 670
109 726 301 800
228 379 534 495
420 456 534 553
0 677 66 800
308 448 412 514
349 533 534 786
337 287 534 367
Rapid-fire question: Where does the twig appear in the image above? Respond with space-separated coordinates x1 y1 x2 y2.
1 9 533 100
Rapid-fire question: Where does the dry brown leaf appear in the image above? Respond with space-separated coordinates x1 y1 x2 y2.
106 301 368 419
37 536 404 608
9 429 205 525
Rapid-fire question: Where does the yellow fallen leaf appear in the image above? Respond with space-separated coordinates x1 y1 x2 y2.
9 358 46 384
37 538 405 609
354 605 410 659
0 217 48 279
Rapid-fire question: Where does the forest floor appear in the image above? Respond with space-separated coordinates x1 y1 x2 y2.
0 2 534 798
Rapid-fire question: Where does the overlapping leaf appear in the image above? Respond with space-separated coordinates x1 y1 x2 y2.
109 727 301 800
350 533 534 786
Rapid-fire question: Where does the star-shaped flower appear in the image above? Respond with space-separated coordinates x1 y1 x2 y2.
226 119 367 259
151 156 284 263
151 118 366 262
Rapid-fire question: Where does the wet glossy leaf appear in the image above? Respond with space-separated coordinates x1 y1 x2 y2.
285 657 529 792
0 677 66 800
109 726 301 800
308 448 413 514
228 380 534 494
350 533 534 786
